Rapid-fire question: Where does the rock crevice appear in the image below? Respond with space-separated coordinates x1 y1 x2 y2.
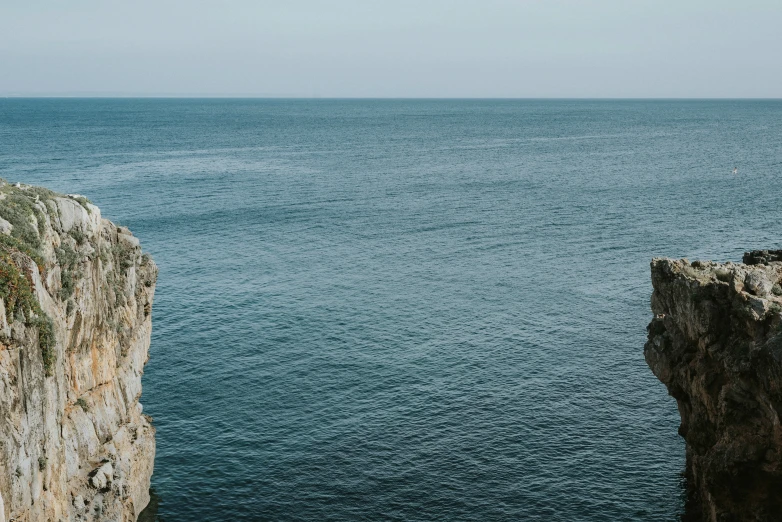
646 252 782 521
0 181 156 521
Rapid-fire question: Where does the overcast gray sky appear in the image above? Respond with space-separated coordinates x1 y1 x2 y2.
2 0 780 97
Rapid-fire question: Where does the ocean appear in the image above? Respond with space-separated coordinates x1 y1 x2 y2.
2 99 781 520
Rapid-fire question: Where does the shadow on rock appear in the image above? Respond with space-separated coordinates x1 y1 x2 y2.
137 488 163 522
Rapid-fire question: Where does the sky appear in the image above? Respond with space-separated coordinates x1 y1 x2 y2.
1 0 781 98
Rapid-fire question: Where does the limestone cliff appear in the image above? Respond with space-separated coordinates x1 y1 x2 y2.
646 253 782 521
0 181 156 521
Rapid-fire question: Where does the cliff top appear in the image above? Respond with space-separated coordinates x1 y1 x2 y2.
651 254 782 323
0 179 145 375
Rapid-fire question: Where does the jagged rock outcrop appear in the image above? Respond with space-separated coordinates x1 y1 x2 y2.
646 253 782 521
0 181 156 521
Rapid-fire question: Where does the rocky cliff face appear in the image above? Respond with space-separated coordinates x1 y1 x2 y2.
646 252 782 521
0 181 156 521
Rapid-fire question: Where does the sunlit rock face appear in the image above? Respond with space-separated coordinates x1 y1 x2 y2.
0 181 157 521
646 253 782 521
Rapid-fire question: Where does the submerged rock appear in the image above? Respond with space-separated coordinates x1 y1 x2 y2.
646 254 782 521
0 180 157 521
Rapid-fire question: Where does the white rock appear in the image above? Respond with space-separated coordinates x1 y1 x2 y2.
10 321 26 341
118 232 140 249
90 462 113 489
54 196 102 235
0 217 11 235
744 271 773 297
0 300 10 339
54 197 90 233
73 494 85 511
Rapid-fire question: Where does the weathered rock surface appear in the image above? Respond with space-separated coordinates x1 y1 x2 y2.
646 253 782 521
0 181 156 521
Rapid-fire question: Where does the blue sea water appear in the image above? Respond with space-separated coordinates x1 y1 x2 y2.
2 99 782 521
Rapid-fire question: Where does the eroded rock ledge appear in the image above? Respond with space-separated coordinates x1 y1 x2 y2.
646 251 782 521
0 181 156 521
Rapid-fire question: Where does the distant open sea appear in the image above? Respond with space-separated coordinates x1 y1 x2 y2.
2 99 782 520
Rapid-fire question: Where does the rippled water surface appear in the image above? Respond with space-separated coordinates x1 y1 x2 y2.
2 99 782 520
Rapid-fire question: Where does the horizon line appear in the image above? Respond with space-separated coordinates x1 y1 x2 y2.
2 95 782 101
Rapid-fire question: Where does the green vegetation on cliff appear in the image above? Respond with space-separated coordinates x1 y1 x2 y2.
0 180 64 375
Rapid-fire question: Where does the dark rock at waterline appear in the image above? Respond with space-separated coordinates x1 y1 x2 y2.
743 249 782 266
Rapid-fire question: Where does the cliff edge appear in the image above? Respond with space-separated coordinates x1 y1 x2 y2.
0 181 157 521
646 252 782 521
